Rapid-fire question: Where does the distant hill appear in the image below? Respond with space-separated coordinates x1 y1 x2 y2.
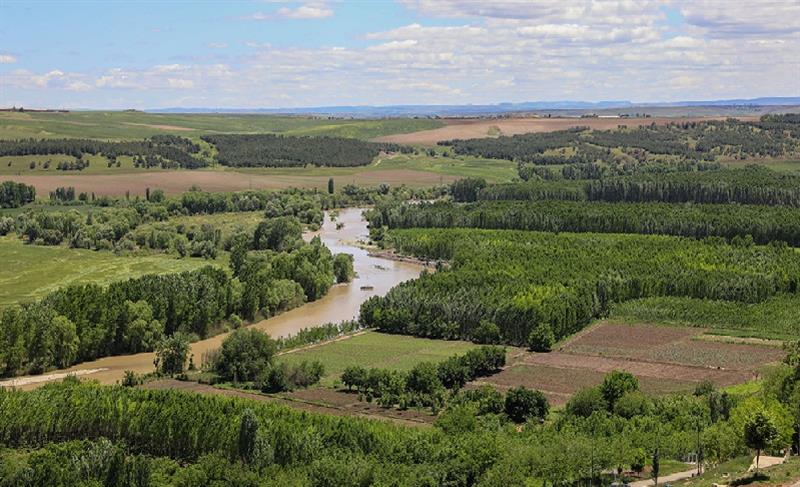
147 97 800 118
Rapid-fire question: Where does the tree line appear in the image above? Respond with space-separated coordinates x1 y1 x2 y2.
0 136 207 169
440 115 800 163
478 166 800 207
366 199 800 246
201 134 407 168
361 228 800 347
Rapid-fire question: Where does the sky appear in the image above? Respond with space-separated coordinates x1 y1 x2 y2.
1 0 799 109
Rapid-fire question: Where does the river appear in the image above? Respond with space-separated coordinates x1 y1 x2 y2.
3 208 423 389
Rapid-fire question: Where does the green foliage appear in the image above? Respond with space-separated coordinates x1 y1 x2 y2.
504 386 549 423
744 410 779 469
601 370 640 409
528 323 555 352
449 177 487 202
333 253 355 283
566 387 608 418
0 180 35 208
201 134 404 168
253 216 302 252
154 332 191 375
215 328 277 383
361 228 800 346
370 199 800 246
260 360 325 392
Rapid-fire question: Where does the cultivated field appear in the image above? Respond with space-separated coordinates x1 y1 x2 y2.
374 116 761 146
476 322 783 405
0 236 214 306
0 111 443 140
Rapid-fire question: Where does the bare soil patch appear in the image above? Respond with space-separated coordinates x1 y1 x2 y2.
0 168 455 196
122 122 194 132
141 379 434 426
374 116 760 146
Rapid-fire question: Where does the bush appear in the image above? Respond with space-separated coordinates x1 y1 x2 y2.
214 328 277 383
613 391 651 419
504 386 549 423
566 387 608 417
528 323 555 352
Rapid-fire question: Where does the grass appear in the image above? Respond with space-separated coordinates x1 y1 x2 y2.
278 331 478 387
0 154 146 175
0 235 217 307
675 455 800 487
0 111 442 141
609 295 800 341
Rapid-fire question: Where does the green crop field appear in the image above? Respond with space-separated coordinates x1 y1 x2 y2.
279 331 478 386
609 295 800 341
0 111 443 141
0 236 216 307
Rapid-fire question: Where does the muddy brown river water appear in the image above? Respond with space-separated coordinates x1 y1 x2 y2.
3 208 423 389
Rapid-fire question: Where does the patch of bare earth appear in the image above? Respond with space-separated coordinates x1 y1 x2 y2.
141 379 433 426
374 116 760 146
122 122 194 131
475 322 778 404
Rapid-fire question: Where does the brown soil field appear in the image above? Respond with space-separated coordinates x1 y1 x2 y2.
142 379 433 426
0 168 456 196
123 122 194 131
374 116 760 146
563 322 784 370
474 322 780 405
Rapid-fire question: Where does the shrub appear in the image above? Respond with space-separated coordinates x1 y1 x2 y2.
504 386 549 423
215 328 277 383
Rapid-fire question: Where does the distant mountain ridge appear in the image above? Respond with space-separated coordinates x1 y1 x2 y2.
147 96 800 117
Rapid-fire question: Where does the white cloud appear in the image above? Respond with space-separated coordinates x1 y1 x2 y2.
0 54 17 64
244 2 332 21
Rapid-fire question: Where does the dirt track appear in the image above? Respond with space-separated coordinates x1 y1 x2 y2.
374 116 760 146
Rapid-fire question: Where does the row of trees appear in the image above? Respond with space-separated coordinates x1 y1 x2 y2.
441 116 800 163
201 134 403 168
361 228 800 347
0 136 207 168
0 180 35 208
367 199 800 246
2 352 796 486
479 166 800 207
341 346 507 412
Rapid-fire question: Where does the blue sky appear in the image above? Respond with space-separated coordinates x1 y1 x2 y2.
1 1 798 109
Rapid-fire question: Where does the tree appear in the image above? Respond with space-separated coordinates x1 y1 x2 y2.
450 177 487 202
744 409 779 471
238 409 259 464
528 323 555 352
601 370 639 410
333 253 355 283
341 365 367 391
51 315 78 369
406 362 443 396
504 386 549 423
253 216 302 252
229 231 251 277
652 448 660 487
123 300 163 353
566 387 608 418
327 178 334 194
215 328 277 383
154 333 190 376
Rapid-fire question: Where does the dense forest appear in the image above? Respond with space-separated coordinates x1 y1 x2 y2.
202 134 407 167
0 136 207 169
361 228 800 347
366 199 800 245
479 166 800 207
440 115 800 164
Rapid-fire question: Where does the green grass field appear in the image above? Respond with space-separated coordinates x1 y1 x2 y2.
0 236 217 307
279 331 478 386
0 111 442 141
